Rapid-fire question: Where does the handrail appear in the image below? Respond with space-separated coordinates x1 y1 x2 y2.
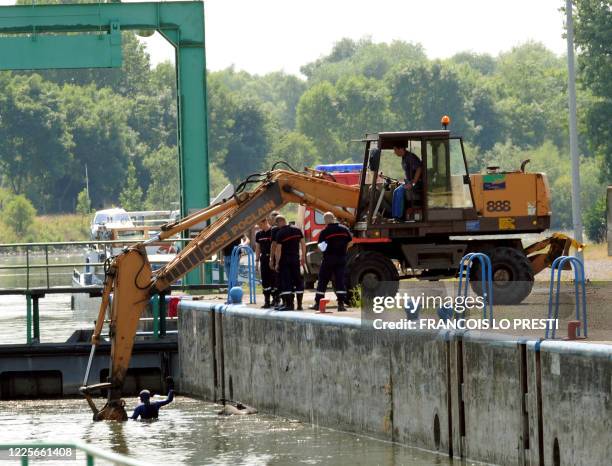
0 238 220 292
0 441 148 465
545 255 587 339
456 252 494 321
227 245 257 304
0 238 188 248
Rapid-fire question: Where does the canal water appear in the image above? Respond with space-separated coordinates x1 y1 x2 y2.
0 255 463 465
0 398 462 465
0 253 98 344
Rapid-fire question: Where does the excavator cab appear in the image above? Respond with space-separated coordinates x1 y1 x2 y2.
356 131 477 228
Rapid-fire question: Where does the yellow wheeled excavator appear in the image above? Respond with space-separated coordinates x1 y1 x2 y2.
81 129 580 421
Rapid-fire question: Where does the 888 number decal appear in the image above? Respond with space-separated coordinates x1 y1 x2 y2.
486 200 511 212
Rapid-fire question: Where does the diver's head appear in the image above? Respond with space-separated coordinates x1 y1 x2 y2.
139 389 151 404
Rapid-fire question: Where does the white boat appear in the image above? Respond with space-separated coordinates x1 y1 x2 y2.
90 208 135 240
72 221 179 311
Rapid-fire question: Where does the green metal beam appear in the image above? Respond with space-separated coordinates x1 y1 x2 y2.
0 2 209 283
0 1 209 284
0 2 204 43
0 28 122 70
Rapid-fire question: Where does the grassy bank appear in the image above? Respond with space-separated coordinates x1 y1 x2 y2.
0 214 91 244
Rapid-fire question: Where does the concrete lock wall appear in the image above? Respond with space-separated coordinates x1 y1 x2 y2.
526 341 612 466
178 302 612 465
454 333 527 464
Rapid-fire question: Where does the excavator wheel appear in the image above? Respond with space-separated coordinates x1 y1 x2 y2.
469 246 534 305
346 250 399 305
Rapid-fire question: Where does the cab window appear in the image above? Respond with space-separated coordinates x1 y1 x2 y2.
426 138 472 209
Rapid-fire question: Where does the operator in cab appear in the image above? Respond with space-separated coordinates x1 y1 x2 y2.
255 217 274 308
131 377 175 420
274 215 306 311
392 144 422 220
310 212 353 312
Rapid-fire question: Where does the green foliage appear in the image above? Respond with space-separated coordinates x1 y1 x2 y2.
297 76 391 162
450 52 496 75
2 195 36 236
209 163 231 199
584 196 607 243
266 132 319 170
0 30 609 244
301 38 426 83
143 146 179 211
573 0 612 182
76 188 91 216
207 74 272 182
212 68 305 129
119 162 143 211
386 61 472 137
0 74 74 212
492 42 568 148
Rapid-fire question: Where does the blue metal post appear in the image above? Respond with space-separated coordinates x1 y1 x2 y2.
546 255 587 339
456 252 493 321
227 245 257 304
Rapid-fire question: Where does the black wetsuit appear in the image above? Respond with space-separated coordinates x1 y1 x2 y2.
130 390 174 420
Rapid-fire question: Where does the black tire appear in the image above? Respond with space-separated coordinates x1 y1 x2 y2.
346 250 399 304
469 247 534 305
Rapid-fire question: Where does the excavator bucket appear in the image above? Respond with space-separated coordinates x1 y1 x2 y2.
525 233 585 275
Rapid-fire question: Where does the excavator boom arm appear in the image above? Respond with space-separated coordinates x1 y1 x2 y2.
82 169 359 420
153 170 359 291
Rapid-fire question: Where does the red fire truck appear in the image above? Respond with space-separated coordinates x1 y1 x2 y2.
297 163 362 242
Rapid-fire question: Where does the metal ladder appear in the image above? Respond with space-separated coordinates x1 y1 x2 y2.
227 245 257 304
456 252 494 321
545 255 587 339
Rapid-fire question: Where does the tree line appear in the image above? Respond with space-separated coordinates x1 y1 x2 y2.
0 0 609 241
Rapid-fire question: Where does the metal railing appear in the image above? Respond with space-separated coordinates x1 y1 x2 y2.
546 255 588 339
0 238 227 344
0 441 147 465
0 238 189 291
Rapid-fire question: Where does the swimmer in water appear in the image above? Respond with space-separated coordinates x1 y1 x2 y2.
131 377 175 420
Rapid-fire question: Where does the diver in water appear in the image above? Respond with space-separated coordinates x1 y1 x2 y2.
131 377 175 420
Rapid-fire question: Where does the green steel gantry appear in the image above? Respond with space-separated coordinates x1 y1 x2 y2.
0 0 209 217
0 1 210 283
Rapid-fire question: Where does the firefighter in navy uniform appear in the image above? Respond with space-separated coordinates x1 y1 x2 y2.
267 211 281 307
310 212 353 312
255 218 273 308
273 215 306 311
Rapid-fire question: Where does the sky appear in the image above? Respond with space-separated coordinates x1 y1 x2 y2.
0 0 569 76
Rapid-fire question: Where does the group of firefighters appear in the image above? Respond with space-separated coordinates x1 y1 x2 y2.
221 144 424 311
224 210 353 312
